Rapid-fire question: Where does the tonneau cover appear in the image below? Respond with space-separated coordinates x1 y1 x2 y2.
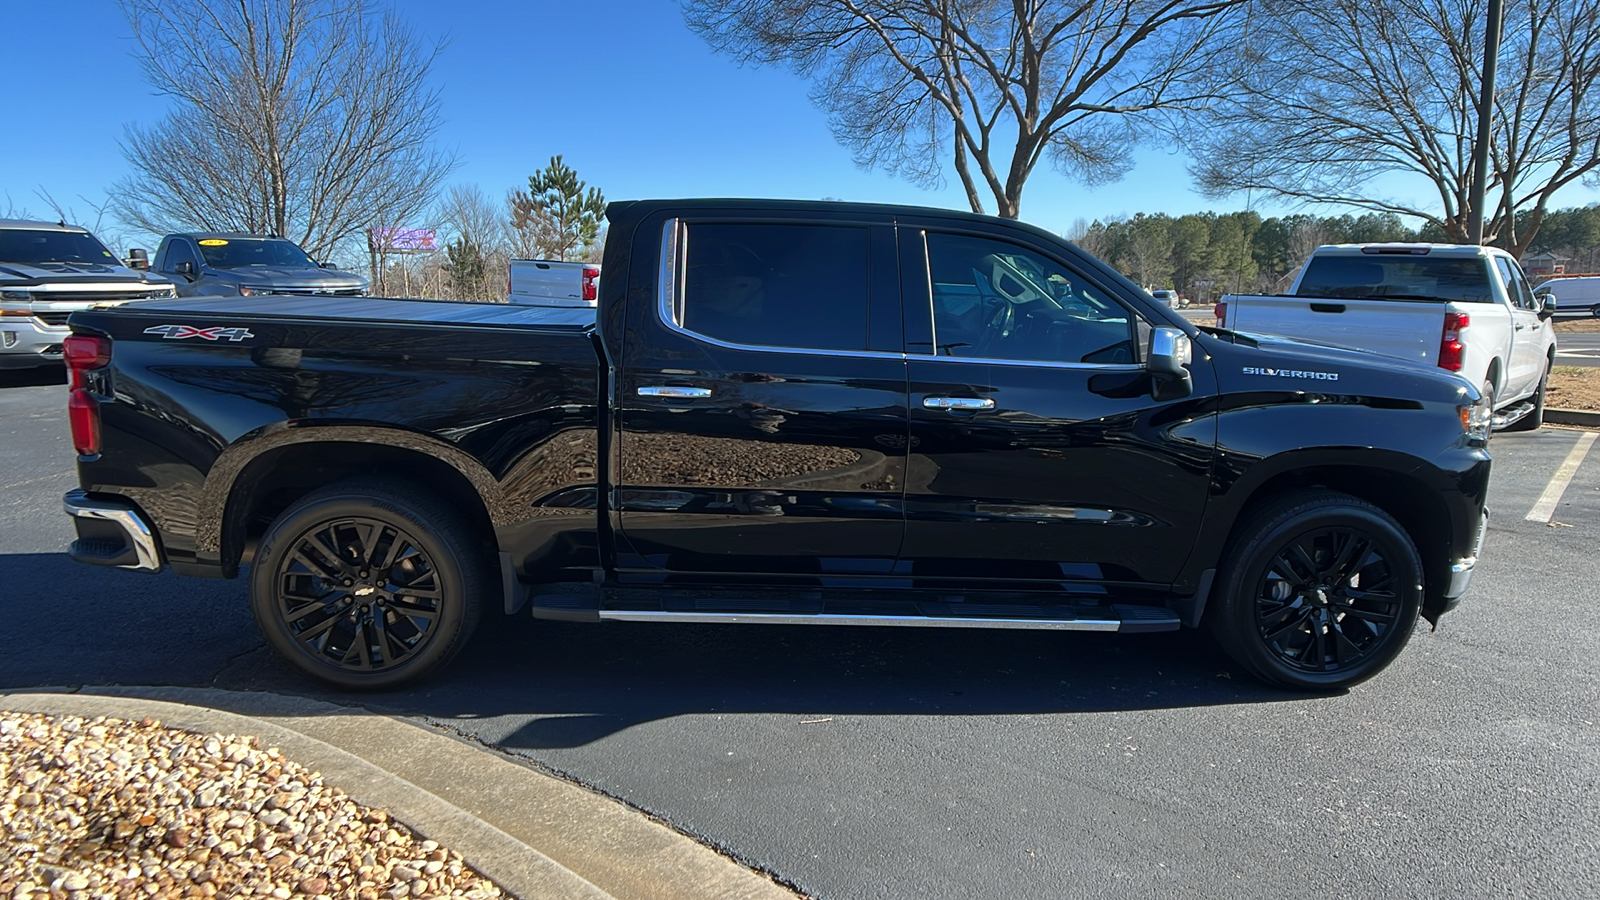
112 295 596 330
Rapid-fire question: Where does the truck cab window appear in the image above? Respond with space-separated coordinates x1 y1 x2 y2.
1494 257 1536 310
681 223 870 351
924 232 1134 364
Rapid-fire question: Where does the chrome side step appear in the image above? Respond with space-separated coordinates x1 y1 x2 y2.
595 609 1125 631
1493 401 1535 429
527 586 1184 633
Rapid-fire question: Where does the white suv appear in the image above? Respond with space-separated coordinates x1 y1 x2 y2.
0 220 176 370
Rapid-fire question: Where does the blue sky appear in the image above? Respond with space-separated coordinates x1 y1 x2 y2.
5 0 1598 246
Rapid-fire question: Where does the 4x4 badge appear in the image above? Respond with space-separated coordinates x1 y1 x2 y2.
144 324 254 342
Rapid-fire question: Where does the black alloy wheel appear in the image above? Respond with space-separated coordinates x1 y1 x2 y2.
1207 491 1422 690
251 479 487 690
1253 526 1402 674
275 516 443 673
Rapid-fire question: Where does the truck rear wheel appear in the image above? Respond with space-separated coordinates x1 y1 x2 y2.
1206 491 1422 691
250 478 488 690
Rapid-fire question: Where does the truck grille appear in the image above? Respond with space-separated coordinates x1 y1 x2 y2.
34 312 72 326
31 290 169 304
262 287 364 297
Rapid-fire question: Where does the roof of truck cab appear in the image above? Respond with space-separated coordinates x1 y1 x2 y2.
0 218 91 233
607 197 1037 227
1311 242 1505 258
169 232 297 241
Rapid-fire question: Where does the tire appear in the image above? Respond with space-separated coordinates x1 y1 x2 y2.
250 478 490 690
1480 379 1496 439
1503 361 1549 432
1205 490 1423 691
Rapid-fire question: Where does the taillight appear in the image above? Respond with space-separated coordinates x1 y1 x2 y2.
1439 312 1469 372
64 333 111 455
1214 302 1227 327
64 334 111 386
68 390 101 456
582 266 600 302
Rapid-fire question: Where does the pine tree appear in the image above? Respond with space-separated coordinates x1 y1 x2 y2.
509 156 606 261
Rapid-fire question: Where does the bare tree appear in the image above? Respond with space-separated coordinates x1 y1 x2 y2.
114 0 454 260
1192 0 1600 255
435 184 509 301
685 0 1248 218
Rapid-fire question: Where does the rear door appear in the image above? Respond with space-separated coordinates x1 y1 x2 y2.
896 222 1216 590
613 213 909 581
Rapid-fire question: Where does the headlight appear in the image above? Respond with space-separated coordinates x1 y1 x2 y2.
1459 396 1492 441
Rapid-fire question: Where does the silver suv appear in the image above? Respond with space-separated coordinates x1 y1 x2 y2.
1 220 176 370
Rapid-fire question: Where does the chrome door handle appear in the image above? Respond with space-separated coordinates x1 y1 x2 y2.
637 385 712 399
923 396 995 411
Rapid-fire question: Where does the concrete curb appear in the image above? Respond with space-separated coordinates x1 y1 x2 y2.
1547 407 1600 427
0 687 800 900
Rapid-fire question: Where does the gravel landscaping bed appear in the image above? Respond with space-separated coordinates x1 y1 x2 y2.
1 712 505 900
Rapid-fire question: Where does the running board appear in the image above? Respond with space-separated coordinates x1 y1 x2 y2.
528 592 1180 634
1493 401 1535 429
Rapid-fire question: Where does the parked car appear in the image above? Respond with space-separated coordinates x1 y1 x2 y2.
1149 289 1180 310
1534 275 1600 318
0 219 175 370
1217 243 1558 431
508 258 600 307
150 233 368 298
61 199 1490 693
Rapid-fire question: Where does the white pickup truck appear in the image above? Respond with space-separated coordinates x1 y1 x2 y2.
1217 243 1558 431
507 258 600 307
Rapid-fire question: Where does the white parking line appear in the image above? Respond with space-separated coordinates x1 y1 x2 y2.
1526 432 1598 522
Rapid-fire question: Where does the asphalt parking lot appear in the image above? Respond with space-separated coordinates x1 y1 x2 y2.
3 369 1598 899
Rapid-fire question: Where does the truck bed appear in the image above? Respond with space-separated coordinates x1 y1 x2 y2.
1224 294 1444 366
118 294 597 331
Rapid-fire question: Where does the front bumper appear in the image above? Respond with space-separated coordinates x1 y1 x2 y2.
1443 507 1490 602
0 319 66 369
64 490 164 572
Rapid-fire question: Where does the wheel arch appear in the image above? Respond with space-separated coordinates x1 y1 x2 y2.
1202 459 1455 616
201 426 503 575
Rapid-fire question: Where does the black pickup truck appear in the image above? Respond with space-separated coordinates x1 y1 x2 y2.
60 199 1492 691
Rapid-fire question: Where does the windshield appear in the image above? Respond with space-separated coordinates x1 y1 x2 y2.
1296 255 1493 303
196 238 317 269
0 228 118 266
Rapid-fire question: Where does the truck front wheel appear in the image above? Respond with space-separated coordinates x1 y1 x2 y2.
249 478 488 690
1206 491 1423 691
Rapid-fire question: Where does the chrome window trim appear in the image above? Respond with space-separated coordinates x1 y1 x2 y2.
652 216 1147 371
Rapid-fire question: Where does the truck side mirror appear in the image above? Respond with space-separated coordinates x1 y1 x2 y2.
1148 326 1194 400
127 248 149 270
175 261 196 279
1537 293 1557 320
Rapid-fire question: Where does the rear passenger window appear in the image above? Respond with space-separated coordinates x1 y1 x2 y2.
681 223 870 351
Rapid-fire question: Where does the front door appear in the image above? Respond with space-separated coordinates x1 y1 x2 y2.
614 214 909 582
896 224 1216 591
1495 257 1546 398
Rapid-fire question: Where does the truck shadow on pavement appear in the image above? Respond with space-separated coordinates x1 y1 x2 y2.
392 615 1310 749
0 551 1316 748
0 368 67 388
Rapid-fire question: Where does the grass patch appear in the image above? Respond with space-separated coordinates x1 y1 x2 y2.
1549 366 1600 411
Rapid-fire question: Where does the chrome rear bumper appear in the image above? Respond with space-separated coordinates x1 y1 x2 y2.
63 490 163 572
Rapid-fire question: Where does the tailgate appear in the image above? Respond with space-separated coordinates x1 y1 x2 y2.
1228 295 1445 365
